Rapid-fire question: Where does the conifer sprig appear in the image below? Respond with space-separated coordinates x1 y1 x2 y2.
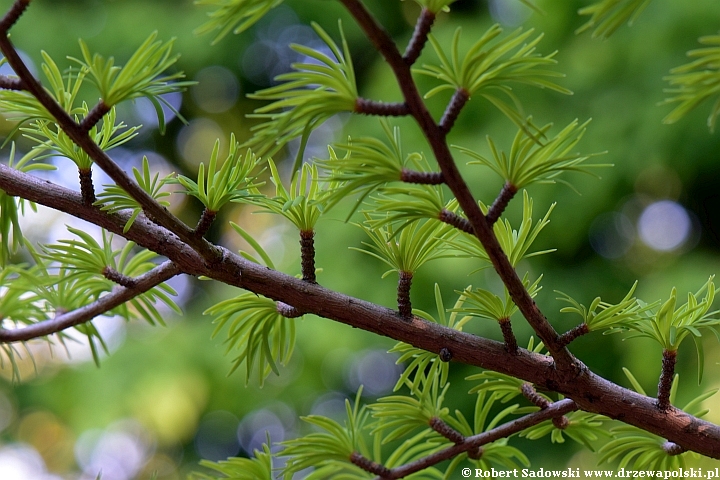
194 0 283 44
416 25 570 133
247 21 358 157
663 33 720 132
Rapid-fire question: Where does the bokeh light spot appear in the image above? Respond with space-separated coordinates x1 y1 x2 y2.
638 200 691 251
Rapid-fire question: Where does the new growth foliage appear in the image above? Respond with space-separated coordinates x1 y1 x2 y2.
1 0 720 478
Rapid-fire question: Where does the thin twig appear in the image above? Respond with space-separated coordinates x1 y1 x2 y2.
558 323 590 348
80 100 111 133
194 208 216 237
439 88 470 134
400 169 444 184
397 270 413 318
438 209 473 234
0 75 24 90
355 98 410 116
499 318 518 353
78 168 95 206
403 8 435 66
300 230 316 283
0 261 180 342
102 266 138 288
375 399 578 479
351 452 392 478
429 417 464 444
486 182 518 225
0 0 29 33
658 349 677 410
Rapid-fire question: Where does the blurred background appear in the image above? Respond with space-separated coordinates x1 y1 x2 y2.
1 0 720 478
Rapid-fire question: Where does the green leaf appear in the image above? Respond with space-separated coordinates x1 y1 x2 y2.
577 0 654 39
205 292 296 385
245 21 357 157
663 34 720 132
456 118 608 189
175 137 262 212
194 0 284 44
416 24 569 126
96 156 174 232
70 32 193 120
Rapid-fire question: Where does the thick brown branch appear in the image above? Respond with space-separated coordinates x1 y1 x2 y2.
403 8 435 66
376 399 577 479
486 182 518 226
400 169 444 184
300 230 316 283
355 98 410 116
658 349 677 411
3 166 720 458
438 209 473 234
338 0 569 364
102 266 137 288
0 261 179 342
558 323 590 348
0 74 24 90
80 100 111 133
439 88 470 134
499 317 518 353
0 0 29 33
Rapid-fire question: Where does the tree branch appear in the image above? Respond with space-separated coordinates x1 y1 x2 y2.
0 33 216 260
0 261 180 342
3 164 720 457
403 8 435 66
377 399 578 479
337 0 571 365
0 0 29 33
486 182 518 226
0 74 24 90
355 98 410 116
400 169 444 184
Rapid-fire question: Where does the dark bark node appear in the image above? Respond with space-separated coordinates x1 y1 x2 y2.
194 208 216 238
400 169 444 184
439 88 470 134
80 101 111 133
657 349 677 410
558 323 590 348
403 8 435 66
430 417 465 444
102 267 137 288
79 168 96 206
499 318 518 354
0 0 30 33
398 270 413 318
300 230 316 283
350 452 391 477
486 183 518 225
438 209 473 234
355 98 410 116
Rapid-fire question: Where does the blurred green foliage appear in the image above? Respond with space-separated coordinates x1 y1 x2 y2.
1 0 720 478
